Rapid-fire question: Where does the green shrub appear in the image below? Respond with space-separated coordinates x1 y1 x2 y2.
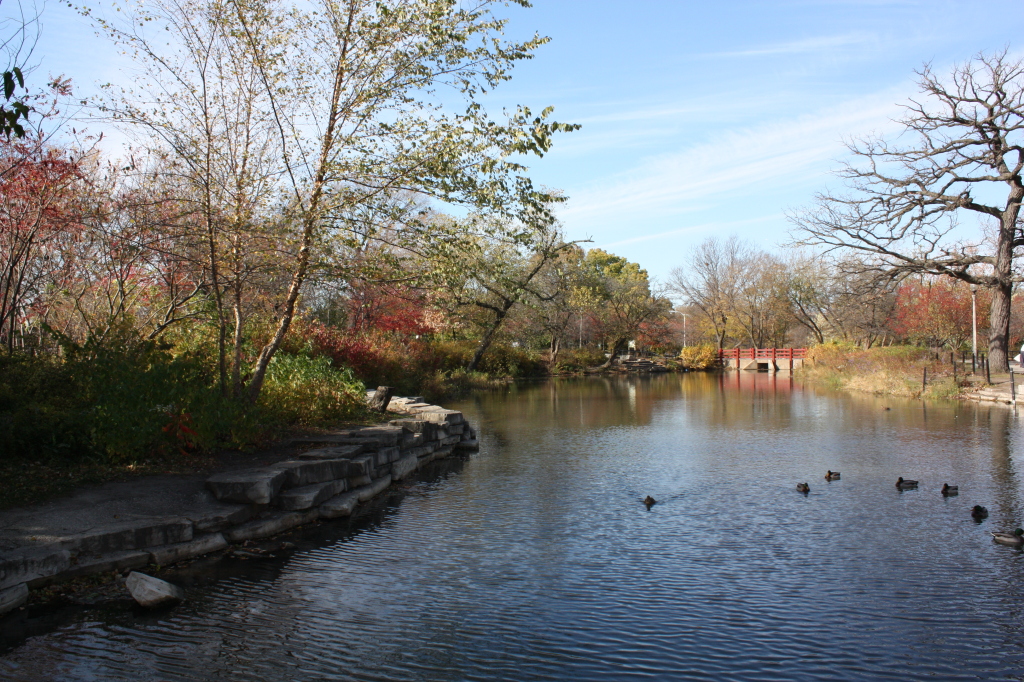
554 347 607 373
258 353 368 425
679 344 719 370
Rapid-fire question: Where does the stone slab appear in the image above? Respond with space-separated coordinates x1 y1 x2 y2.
389 419 438 438
374 447 400 467
149 533 229 565
190 503 257 534
37 549 152 586
319 490 361 519
354 476 392 502
454 438 480 452
206 468 288 505
391 455 420 481
348 474 372 488
347 455 375 477
351 426 404 447
413 409 464 425
0 583 29 616
297 445 366 460
0 547 71 591
277 479 347 511
223 510 319 543
271 459 351 488
440 435 462 446
67 517 194 556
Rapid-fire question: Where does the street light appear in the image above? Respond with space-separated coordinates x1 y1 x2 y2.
971 283 978 362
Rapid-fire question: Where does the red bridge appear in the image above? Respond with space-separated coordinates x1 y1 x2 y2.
717 348 808 371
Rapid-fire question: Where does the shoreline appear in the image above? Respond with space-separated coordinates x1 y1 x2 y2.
0 395 478 619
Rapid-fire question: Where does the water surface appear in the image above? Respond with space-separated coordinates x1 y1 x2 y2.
3 373 1024 681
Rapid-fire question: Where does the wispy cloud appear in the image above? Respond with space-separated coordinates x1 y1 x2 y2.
557 88 908 231
705 32 879 58
598 214 783 250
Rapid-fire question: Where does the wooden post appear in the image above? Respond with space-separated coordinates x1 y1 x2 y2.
986 354 991 384
922 367 927 395
972 352 976 374
1012 369 1017 406
789 348 794 371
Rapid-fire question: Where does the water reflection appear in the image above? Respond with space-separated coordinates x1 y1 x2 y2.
4 375 1024 681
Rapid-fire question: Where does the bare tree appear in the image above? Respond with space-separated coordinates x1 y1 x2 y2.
791 51 1024 369
668 236 748 348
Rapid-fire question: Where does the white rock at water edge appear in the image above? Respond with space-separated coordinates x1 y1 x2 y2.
125 571 186 608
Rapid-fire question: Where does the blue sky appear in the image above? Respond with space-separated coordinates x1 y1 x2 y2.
14 0 1024 281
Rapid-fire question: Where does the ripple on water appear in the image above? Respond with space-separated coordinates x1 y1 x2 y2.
4 375 1024 681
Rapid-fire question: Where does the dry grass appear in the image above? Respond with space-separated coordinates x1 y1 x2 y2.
800 343 969 400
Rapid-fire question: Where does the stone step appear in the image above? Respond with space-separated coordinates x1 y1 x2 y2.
297 445 366 460
319 490 361 518
68 517 194 556
271 459 354 488
1 547 71 591
224 510 319 543
391 454 419 481
277 479 348 511
206 468 289 504
148 533 229 566
354 476 392 503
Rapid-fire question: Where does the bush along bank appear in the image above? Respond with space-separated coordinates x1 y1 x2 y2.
0 395 478 618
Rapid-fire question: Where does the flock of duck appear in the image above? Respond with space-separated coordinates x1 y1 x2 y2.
790 471 1024 547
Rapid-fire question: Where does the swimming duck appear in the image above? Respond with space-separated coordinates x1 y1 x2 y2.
643 495 656 508
941 484 959 496
825 470 841 481
991 529 1024 546
796 482 810 494
896 477 918 489
972 505 989 520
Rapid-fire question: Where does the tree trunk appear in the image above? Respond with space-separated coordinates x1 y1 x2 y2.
598 337 628 369
466 300 514 372
989 280 1012 371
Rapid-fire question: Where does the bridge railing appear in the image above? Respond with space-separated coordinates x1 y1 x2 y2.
717 348 808 361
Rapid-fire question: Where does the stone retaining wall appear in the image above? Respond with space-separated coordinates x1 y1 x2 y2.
0 396 477 617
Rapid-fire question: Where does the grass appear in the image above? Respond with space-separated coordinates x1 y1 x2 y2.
799 343 971 400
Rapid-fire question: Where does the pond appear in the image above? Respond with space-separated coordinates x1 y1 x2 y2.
3 373 1024 681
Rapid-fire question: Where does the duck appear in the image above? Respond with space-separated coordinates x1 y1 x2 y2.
972 505 989 520
941 483 959 496
796 482 810 494
991 529 1024 546
643 495 656 508
896 477 919 489
825 470 841 481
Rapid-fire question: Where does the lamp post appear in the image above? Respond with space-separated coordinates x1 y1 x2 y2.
971 284 978 362
681 313 688 348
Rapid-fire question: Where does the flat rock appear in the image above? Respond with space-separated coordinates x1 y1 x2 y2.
190 503 256 534
206 468 288 504
319 490 361 518
354 476 392 503
348 474 372 488
43 549 151 585
0 583 29 615
0 547 71 591
125 571 185 608
271 459 351 488
70 517 194 555
374 447 400 467
413 409 464 425
277 479 347 511
297 445 365 460
149 533 229 565
347 455 375 477
454 438 480 452
391 454 420 481
351 426 404 447
223 510 319 543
